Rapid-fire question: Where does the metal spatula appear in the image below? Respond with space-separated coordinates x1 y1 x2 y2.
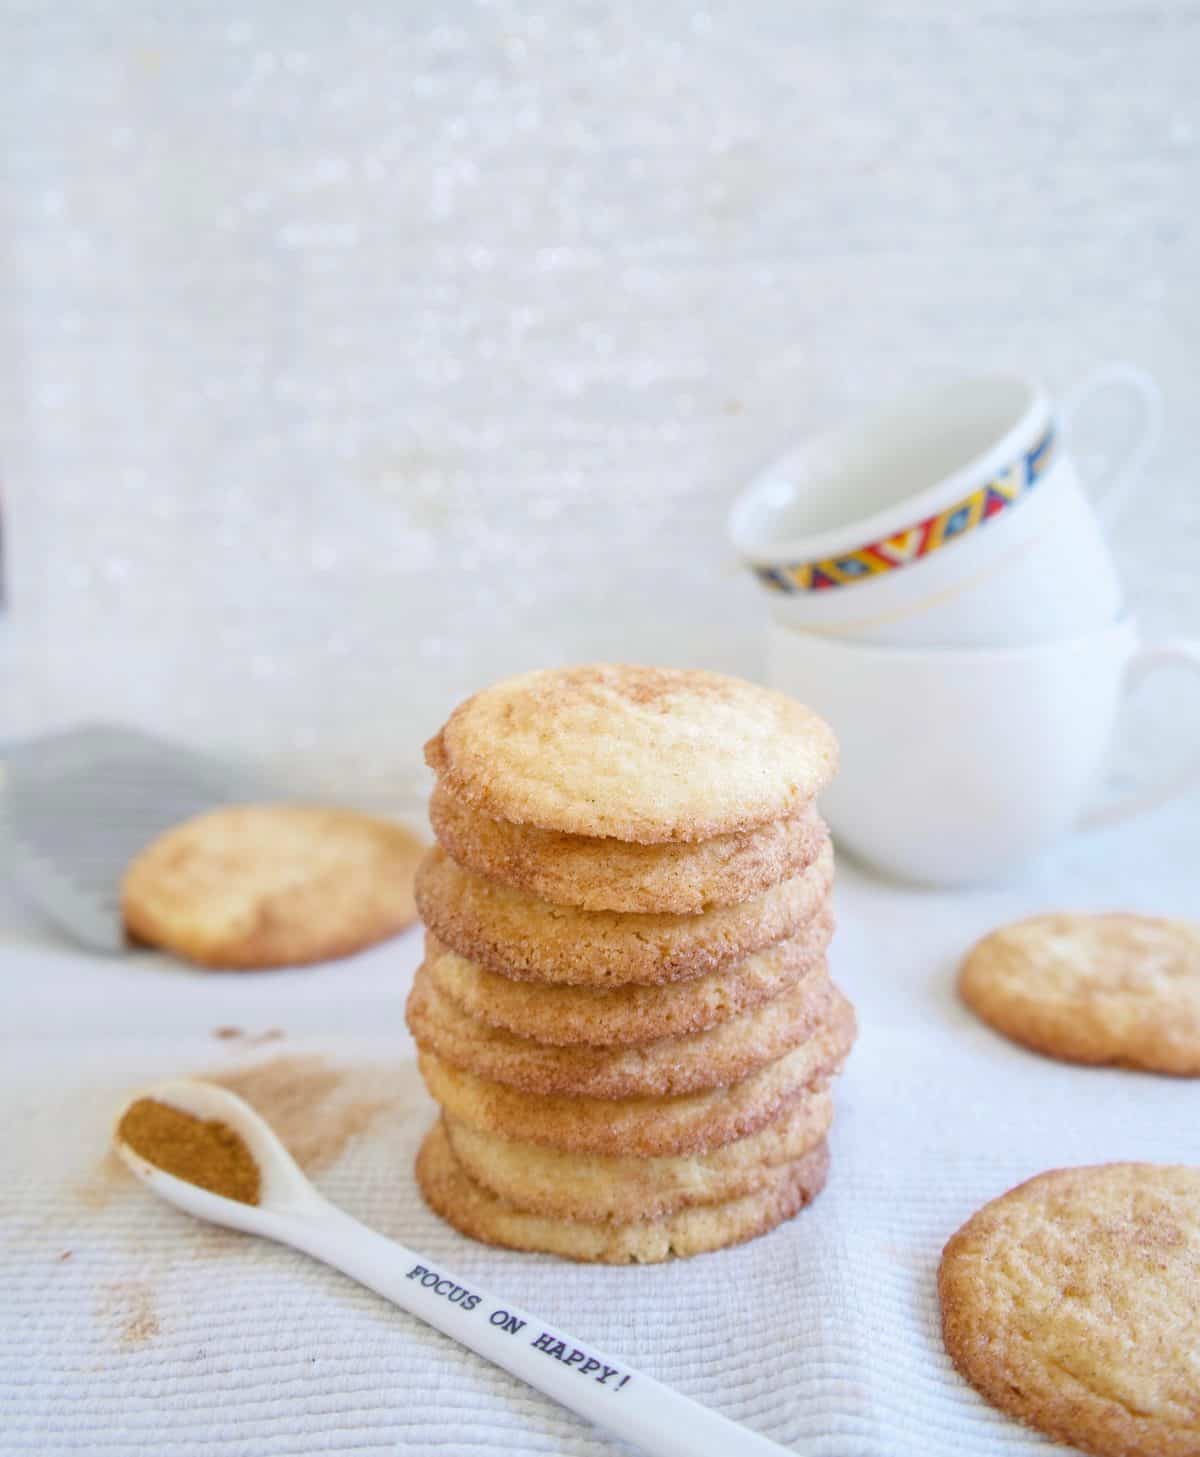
0 723 268 952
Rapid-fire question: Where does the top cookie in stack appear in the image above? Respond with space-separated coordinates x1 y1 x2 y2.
410 664 854 1263
425 662 836 847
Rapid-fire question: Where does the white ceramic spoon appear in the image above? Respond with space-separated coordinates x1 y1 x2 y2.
114 1079 794 1457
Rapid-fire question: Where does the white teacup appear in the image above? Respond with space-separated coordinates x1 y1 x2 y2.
731 365 1161 649
767 617 1200 885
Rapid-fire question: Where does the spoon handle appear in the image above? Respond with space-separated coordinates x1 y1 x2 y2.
288 1208 792 1457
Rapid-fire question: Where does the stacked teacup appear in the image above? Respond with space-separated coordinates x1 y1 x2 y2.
730 365 1200 884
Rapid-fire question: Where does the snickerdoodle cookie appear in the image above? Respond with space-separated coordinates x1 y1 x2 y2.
122 804 424 969
424 663 837 843
414 840 834 987
417 1119 830 1263
429 781 828 913
960 913 1200 1075
443 1092 833 1221
421 910 833 1046
416 990 855 1157
940 1162 1200 1457
407 961 839 1098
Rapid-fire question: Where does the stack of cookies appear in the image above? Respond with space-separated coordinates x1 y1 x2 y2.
408 664 856 1263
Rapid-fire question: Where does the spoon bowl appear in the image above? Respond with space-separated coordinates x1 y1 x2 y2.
115 1078 325 1229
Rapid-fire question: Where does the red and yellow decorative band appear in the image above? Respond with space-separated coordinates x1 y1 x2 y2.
753 427 1056 594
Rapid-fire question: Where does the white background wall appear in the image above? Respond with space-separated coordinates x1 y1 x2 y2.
3 1 1198 808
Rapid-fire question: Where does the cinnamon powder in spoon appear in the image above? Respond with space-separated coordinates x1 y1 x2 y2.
118 1099 260 1205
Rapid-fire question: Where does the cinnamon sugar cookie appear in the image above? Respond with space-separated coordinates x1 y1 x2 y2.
416 990 855 1157
443 1092 833 1221
407 961 838 1097
414 840 834 987
960 913 1200 1075
424 664 837 843
429 781 827 913
422 910 833 1046
417 1119 829 1263
122 805 423 969
940 1162 1200 1457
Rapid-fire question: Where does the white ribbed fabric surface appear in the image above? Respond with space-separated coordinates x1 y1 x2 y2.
2 798 1198 1456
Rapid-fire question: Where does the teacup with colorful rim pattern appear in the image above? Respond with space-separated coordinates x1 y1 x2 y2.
729 367 1160 648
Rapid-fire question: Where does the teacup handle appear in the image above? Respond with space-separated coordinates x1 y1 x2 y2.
1079 638 1200 830
1060 362 1163 524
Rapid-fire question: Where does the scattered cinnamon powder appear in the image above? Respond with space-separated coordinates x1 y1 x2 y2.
122 1300 160 1348
117 1099 261 1205
98 1278 161 1350
76 1148 131 1210
207 1054 396 1174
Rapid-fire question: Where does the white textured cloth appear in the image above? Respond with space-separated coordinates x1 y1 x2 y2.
2 800 1199 1456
